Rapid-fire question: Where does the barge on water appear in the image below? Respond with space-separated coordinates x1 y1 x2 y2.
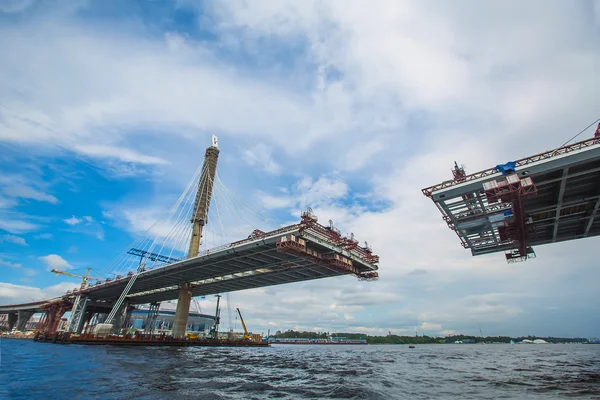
270 337 367 345
33 331 269 347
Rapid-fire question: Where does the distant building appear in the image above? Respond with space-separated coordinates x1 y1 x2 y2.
0 313 39 331
128 301 215 333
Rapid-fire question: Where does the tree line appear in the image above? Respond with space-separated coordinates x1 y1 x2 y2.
271 330 590 344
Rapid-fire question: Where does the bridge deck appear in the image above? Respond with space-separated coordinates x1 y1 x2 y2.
0 224 378 314
74 225 376 304
422 137 600 257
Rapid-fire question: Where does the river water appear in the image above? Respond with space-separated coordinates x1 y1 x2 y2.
1 340 599 399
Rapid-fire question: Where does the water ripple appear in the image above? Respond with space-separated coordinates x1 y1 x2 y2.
1 340 599 399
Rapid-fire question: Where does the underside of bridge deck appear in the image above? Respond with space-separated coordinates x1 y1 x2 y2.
422 136 600 261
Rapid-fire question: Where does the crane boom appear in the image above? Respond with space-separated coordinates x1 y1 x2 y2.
51 267 101 288
236 307 250 340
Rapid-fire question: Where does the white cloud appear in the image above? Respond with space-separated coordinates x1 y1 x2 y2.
38 254 72 271
63 215 83 226
72 144 168 166
259 175 350 211
0 281 77 304
2 184 58 204
419 322 442 331
0 22 317 170
294 176 348 207
0 234 27 246
121 207 175 238
34 233 53 240
257 193 294 209
0 217 40 234
0 195 17 209
241 143 282 175
22 268 38 277
0 0 36 14
62 214 104 240
0 258 22 269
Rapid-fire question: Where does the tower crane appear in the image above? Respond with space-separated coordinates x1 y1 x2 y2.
50 267 101 289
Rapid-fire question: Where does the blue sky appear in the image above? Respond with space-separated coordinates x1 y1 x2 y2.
1 0 599 338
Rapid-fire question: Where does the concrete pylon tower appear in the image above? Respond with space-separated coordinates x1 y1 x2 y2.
172 135 220 338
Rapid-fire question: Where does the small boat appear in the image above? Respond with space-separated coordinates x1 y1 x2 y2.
409 345 415 348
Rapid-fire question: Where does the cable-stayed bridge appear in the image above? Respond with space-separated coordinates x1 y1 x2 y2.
0 136 379 335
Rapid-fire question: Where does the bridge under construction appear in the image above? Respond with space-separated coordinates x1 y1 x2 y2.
0 135 379 341
422 124 600 263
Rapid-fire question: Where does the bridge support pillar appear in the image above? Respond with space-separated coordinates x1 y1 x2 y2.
73 298 91 334
36 312 48 332
144 302 160 333
43 302 67 334
123 305 132 331
172 283 192 338
111 301 129 334
16 311 34 331
7 313 18 330
80 311 93 333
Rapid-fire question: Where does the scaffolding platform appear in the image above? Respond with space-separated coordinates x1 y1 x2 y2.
422 136 600 262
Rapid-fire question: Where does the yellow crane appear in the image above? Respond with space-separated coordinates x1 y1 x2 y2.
51 267 102 289
236 307 251 341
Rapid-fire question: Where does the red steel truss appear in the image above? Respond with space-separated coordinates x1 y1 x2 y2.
232 208 380 267
483 175 538 262
276 235 379 281
36 300 68 335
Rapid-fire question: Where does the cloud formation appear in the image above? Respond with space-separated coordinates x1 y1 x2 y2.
0 234 27 246
38 254 72 271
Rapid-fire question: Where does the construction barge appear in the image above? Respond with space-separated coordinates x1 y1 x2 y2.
270 337 368 345
33 331 269 347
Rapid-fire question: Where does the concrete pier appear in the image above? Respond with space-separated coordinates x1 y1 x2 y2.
172 283 192 337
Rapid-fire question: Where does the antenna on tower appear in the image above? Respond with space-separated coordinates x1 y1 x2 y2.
211 134 218 148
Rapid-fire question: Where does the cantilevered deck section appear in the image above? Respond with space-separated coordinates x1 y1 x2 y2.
422 134 600 262
0 210 378 314
84 212 379 304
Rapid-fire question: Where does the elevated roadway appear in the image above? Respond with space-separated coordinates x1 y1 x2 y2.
0 216 379 318
422 135 600 261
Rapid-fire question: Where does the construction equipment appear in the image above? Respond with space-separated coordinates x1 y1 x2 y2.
236 307 251 341
226 293 234 339
208 294 221 339
51 268 101 289
51 267 103 333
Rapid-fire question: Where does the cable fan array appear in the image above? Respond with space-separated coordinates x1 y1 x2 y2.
93 167 282 282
